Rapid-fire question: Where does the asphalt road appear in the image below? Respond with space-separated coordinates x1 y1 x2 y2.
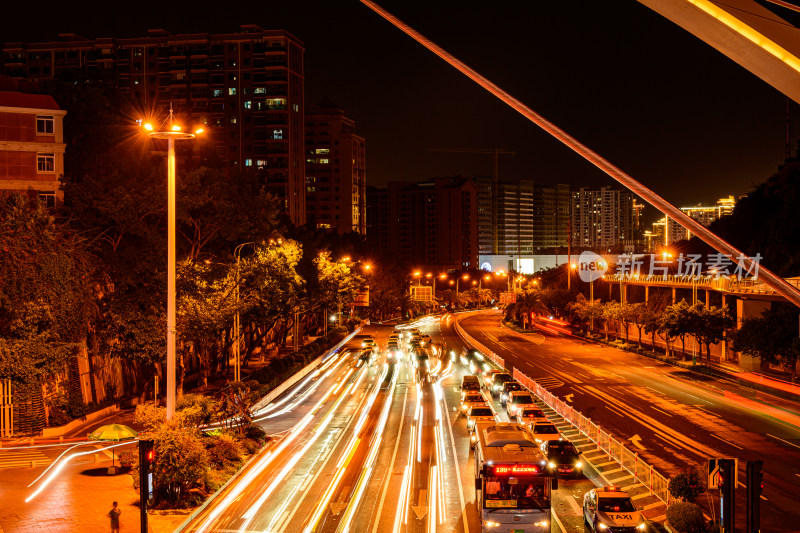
454 310 800 532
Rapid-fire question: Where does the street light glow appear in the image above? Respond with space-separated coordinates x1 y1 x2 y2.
171 124 182 131
195 128 204 134
143 123 154 131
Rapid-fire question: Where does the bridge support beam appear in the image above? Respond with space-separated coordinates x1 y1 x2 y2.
645 286 649 304
672 287 676 304
736 299 771 371
706 290 710 307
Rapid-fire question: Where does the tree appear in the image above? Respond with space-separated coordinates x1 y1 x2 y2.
661 300 693 358
732 304 800 381
688 303 734 363
602 301 621 340
668 469 705 502
629 303 648 347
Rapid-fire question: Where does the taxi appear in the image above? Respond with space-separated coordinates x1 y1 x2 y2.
583 486 646 532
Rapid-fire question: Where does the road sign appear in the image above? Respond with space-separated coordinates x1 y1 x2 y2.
709 458 739 489
499 291 515 304
411 285 433 302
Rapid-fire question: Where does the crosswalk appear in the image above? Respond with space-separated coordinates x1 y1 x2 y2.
530 376 564 390
0 448 51 469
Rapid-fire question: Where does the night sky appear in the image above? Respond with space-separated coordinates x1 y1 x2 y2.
5 1 799 222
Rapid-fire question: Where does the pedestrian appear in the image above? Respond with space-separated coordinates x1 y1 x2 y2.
108 501 121 533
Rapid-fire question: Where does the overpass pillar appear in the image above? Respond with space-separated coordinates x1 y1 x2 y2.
706 290 710 307
645 286 649 304
736 299 771 371
672 287 676 304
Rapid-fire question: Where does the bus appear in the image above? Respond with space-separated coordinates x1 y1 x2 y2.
473 422 554 532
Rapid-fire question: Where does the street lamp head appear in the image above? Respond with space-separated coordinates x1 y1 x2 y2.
364 263 372 270
414 271 421 277
195 128 204 135
439 273 446 279
143 123 154 131
426 273 432 278
449 280 455 285
462 274 469 280
171 125 181 132
570 263 577 270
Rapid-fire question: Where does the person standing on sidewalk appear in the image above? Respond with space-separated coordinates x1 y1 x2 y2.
108 501 121 533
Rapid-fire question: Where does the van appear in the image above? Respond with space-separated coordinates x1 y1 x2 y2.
461 375 481 397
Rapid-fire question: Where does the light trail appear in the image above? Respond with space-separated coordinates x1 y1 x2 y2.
27 440 115 488
25 441 135 502
428 465 438 532
359 0 800 309
238 374 362 530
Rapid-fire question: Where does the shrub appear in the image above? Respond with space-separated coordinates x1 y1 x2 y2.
205 468 228 493
666 502 706 533
177 394 217 426
148 422 210 503
134 404 166 431
245 424 268 444
240 438 260 454
669 469 705 502
47 407 71 427
207 433 243 469
117 448 138 469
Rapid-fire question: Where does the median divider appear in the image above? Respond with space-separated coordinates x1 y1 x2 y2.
454 317 672 508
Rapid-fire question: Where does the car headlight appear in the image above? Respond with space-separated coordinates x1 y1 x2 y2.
597 523 609 531
637 523 646 531
486 521 499 528
534 521 549 527
576 462 582 468
470 434 477 442
548 462 555 468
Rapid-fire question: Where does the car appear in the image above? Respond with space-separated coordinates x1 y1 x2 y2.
466 405 496 444
460 391 487 413
481 369 501 389
356 349 374 367
529 421 560 443
541 439 583 478
516 406 548 425
505 390 535 417
583 486 646 532
490 372 513 397
361 337 376 349
499 381 523 404
460 375 481 397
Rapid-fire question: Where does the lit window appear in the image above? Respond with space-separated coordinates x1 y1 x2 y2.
37 154 55 173
319 158 329 164
245 159 253 167
315 148 330 154
266 98 287 110
256 159 267 168
228 87 236 96
212 89 223 97
293 104 299 112
244 101 252 109
307 186 316 192
36 116 54 134
230 116 237 124
254 87 266 94
273 129 283 140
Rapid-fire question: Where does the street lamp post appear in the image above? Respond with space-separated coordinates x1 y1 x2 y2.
144 108 202 420
233 242 254 383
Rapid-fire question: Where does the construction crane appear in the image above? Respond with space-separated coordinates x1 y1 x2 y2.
427 148 515 255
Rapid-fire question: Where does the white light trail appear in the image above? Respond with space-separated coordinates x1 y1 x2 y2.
25 441 134 502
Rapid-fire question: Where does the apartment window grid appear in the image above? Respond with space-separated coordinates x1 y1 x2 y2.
37 153 55 173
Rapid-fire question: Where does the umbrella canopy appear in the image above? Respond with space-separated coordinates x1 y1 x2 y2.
89 423 138 441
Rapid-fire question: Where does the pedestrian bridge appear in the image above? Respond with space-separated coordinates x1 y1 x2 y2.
603 273 800 302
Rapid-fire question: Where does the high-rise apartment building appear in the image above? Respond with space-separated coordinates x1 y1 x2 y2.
0 91 66 207
646 195 737 248
532 183 570 250
572 187 639 251
305 98 365 234
496 180 534 256
366 177 478 270
3 25 307 225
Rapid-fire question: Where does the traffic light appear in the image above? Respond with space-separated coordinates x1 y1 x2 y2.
718 458 735 533
138 439 155 533
746 460 763 533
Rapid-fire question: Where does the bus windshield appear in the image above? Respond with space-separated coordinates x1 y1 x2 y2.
483 476 550 509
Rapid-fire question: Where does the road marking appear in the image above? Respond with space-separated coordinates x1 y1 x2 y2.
371 388 409 533
565 393 574 403
650 406 672 417
628 434 645 450
709 433 742 450
441 377 470 533
412 489 428 519
767 433 800 450
552 509 568 532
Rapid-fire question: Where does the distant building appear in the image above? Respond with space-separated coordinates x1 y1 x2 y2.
366 177 478 270
532 183 570 250
0 91 66 206
647 195 737 249
305 98 366 234
3 25 307 225
572 187 639 251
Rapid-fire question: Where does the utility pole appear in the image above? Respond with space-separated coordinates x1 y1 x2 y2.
428 148 515 254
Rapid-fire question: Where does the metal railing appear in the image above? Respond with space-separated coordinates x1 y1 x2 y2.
604 273 800 297
454 319 671 506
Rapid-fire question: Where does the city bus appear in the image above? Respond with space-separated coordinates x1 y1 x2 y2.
473 422 554 532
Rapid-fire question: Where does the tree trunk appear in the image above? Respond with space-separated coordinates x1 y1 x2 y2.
177 349 185 400
85 334 99 405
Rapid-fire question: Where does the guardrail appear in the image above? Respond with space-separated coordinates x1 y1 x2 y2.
454 316 671 506
604 273 800 297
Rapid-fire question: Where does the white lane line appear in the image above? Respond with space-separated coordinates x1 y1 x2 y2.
552 509 568 532
371 387 409 533
441 378 470 533
767 433 800 450
709 433 743 450
650 406 672 417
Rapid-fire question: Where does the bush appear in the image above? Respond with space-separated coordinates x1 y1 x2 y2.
177 394 217 426
666 502 706 533
207 433 243 469
117 448 138 468
147 422 210 503
205 468 228 493
669 469 705 502
47 407 71 427
134 404 166 431
240 438 260 454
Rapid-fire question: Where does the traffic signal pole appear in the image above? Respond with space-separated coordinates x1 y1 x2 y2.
746 460 763 533
719 458 735 533
139 439 154 533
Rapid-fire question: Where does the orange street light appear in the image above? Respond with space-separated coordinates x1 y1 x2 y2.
439 273 447 279
143 105 202 421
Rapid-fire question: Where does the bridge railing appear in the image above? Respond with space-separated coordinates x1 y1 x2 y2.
603 273 800 297
453 319 504 369
513 367 671 505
